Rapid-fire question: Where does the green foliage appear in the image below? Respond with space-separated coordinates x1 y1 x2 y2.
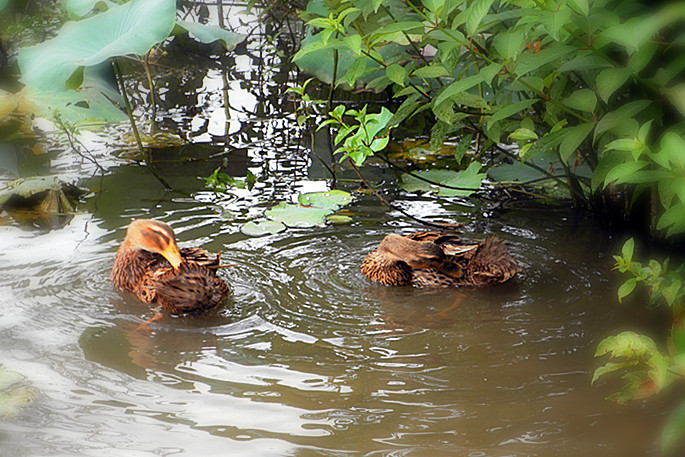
596 240 685 452
321 104 393 166
205 168 256 192
296 0 685 234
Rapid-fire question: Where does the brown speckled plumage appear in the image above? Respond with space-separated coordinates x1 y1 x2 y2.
361 231 519 287
111 219 230 314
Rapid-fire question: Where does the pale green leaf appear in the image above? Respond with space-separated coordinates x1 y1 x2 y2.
596 67 632 103
176 21 246 50
386 64 406 86
19 0 176 91
559 123 594 160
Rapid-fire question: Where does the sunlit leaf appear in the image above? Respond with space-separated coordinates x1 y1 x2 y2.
400 162 485 197
265 202 331 228
175 21 246 50
19 0 176 91
240 220 286 237
297 190 353 210
617 278 636 302
386 63 406 86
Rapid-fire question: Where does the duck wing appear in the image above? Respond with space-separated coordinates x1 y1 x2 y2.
141 263 230 314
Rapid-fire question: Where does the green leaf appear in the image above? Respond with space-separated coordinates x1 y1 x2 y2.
434 74 483 107
493 30 524 60
559 123 594 160
594 100 651 142
64 0 118 17
514 46 574 76
297 190 353 210
486 99 537 132
539 7 572 40
265 202 331 228
509 128 538 141
662 400 685 454
175 21 246 50
657 203 685 236
596 67 632 103
603 161 650 188
618 278 637 302
399 162 485 197
386 64 406 86
240 220 286 237
594 331 659 359
602 15 662 54
563 89 597 112
567 0 589 16
666 83 685 118
465 0 494 37
592 361 634 384
18 0 177 91
343 34 362 55
345 57 367 87
412 65 449 79
21 65 127 126
622 238 635 263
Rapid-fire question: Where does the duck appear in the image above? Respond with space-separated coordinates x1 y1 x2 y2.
111 219 231 314
361 231 519 287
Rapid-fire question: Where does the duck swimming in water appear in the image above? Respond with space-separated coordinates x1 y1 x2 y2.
361 231 519 287
111 219 231 314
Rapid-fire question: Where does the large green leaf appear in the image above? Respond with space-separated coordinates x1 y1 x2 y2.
19 0 176 91
297 190 353 210
400 162 485 197
22 65 126 125
240 220 286 237
64 0 118 18
175 21 246 50
265 202 331 228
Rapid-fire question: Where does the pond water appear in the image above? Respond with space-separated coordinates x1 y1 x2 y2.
0 3 666 457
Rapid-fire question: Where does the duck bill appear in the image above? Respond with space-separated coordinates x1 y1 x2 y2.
162 245 183 270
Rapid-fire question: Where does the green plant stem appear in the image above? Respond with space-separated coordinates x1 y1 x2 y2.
112 58 171 191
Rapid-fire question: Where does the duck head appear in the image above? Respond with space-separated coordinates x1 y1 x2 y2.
124 219 182 269
378 234 445 269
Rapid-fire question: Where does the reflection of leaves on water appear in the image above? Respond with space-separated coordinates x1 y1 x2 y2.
0 365 35 417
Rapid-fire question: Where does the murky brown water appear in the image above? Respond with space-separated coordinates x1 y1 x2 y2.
0 3 666 457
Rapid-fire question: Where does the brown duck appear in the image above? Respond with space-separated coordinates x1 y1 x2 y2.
111 219 231 314
361 231 519 287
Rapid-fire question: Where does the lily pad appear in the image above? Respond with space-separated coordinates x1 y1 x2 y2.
326 214 353 224
18 0 176 91
297 190 353 210
400 162 486 197
265 202 331 228
240 220 286 237
175 20 246 51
